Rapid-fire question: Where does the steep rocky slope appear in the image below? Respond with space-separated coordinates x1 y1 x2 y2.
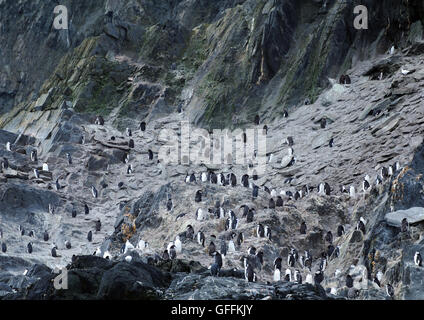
1 0 424 300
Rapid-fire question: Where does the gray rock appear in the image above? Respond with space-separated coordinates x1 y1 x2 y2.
385 207 424 227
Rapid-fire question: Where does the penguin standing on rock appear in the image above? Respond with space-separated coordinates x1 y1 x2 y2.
401 218 409 233
66 153 72 165
300 221 307 234
148 150 154 161
91 186 98 198
195 190 202 202
245 263 256 282
414 252 422 266
337 225 345 237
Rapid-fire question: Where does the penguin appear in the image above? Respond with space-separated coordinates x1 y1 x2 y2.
51 247 58 258
388 165 394 176
66 153 72 165
325 231 333 243
228 240 236 252
241 174 249 188
254 115 260 125
5 142 11 152
242 133 247 144
71 209 77 218
87 230 93 242
333 246 340 258
283 110 288 117
305 273 313 284
124 240 135 254
252 185 259 198
213 251 223 269
95 116 104 125
245 263 256 282
167 198 173 211
373 276 381 288
210 172 217 184
401 218 409 233
1 157 8 170
273 268 281 281
95 219 101 232
195 190 202 202
276 196 283 207
344 75 351 84
247 246 256 255
314 271 324 284
140 121 146 132
339 75 346 84
264 226 272 240
294 270 302 284
126 128 132 137
414 252 422 267
162 250 170 261
362 179 371 193
220 240 228 257
300 221 307 234
329 138 334 148
129 139 135 149
19 225 25 236
55 178 61 191
380 167 389 180
284 269 292 282
148 149 154 161
323 182 331 195
201 172 208 182
210 263 220 276
197 231 205 247
263 125 268 135
123 153 130 164
356 220 366 234
269 198 275 209
189 173 196 183
65 240 72 249
386 284 394 297
30 150 38 162
274 257 283 271
43 231 49 242
337 225 345 237
208 241 216 256
186 225 194 240
327 244 335 258
84 203 90 215
196 208 205 221
287 253 295 267
294 191 300 200
256 224 265 238
91 186 98 198
1 242 6 253
27 242 33 254
174 236 182 253
320 118 327 129
34 169 40 179
236 232 244 246
42 163 49 172
346 275 354 288
286 136 294 146
245 208 254 223
256 251 264 265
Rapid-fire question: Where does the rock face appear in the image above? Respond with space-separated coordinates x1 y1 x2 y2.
385 208 424 227
1 0 424 301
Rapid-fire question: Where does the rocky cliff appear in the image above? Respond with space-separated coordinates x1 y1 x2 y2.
1 0 424 300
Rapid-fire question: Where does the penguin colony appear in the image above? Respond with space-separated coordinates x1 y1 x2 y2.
0 82 416 300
